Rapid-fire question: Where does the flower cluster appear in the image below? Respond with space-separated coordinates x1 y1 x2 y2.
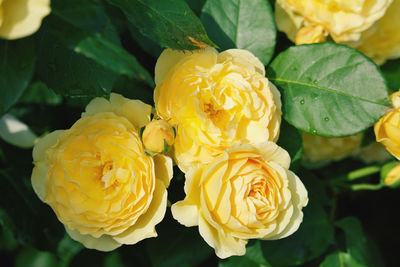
275 0 400 64
31 48 308 258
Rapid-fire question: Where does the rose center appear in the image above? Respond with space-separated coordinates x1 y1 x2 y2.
101 161 115 188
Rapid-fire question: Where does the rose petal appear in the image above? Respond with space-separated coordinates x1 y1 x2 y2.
65 227 122 252
0 0 50 39
153 154 173 188
113 179 167 245
198 215 247 259
171 200 199 227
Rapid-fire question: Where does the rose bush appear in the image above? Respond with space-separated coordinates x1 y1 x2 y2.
31 93 173 251
171 142 308 258
0 0 50 39
154 47 282 172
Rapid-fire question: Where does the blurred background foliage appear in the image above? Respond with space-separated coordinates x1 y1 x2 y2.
0 0 399 266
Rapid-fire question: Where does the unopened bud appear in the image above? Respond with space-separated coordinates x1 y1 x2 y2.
141 120 175 155
383 163 400 188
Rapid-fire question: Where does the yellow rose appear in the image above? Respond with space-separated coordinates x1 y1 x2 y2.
0 0 50 40
275 0 392 44
375 91 400 159
154 47 282 172
356 0 400 65
141 119 175 154
383 163 400 187
31 93 173 251
171 142 308 258
303 132 363 162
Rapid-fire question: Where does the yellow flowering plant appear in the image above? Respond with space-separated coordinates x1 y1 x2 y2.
0 0 399 265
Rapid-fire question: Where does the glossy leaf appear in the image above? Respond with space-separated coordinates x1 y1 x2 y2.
201 0 276 64
107 0 215 50
335 217 372 265
321 217 383 267
320 251 364 267
19 82 62 106
37 34 118 99
49 2 153 86
267 43 390 137
0 39 36 116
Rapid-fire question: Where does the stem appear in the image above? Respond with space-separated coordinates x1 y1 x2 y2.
330 165 381 184
350 183 384 191
347 166 381 181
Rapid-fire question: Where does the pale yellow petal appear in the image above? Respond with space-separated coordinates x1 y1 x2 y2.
275 1 304 42
113 179 167 244
198 215 247 259
65 227 121 252
154 48 190 85
31 162 50 201
0 0 50 40
256 142 291 169
83 93 152 129
0 113 37 148
153 154 173 188
32 130 63 162
171 200 199 227
109 93 152 129
218 49 265 76
268 170 308 240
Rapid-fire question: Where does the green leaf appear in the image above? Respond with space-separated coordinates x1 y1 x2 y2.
335 217 372 265
201 0 276 64
320 251 364 267
277 120 303 170
321 217 384 267
0 166 64 250
146 210 213 267
48 2 153 86
381 59 400 90
74 34 154 86
36 34 118 99
15 247 58 267
107 0 215 50
128 24 163 58
0 208 18 251
185 0 207 15
0 38 36 116
335 217 365 262
57 234 83 267
267 43 390 137
261 172 334 266
19 82 62 106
